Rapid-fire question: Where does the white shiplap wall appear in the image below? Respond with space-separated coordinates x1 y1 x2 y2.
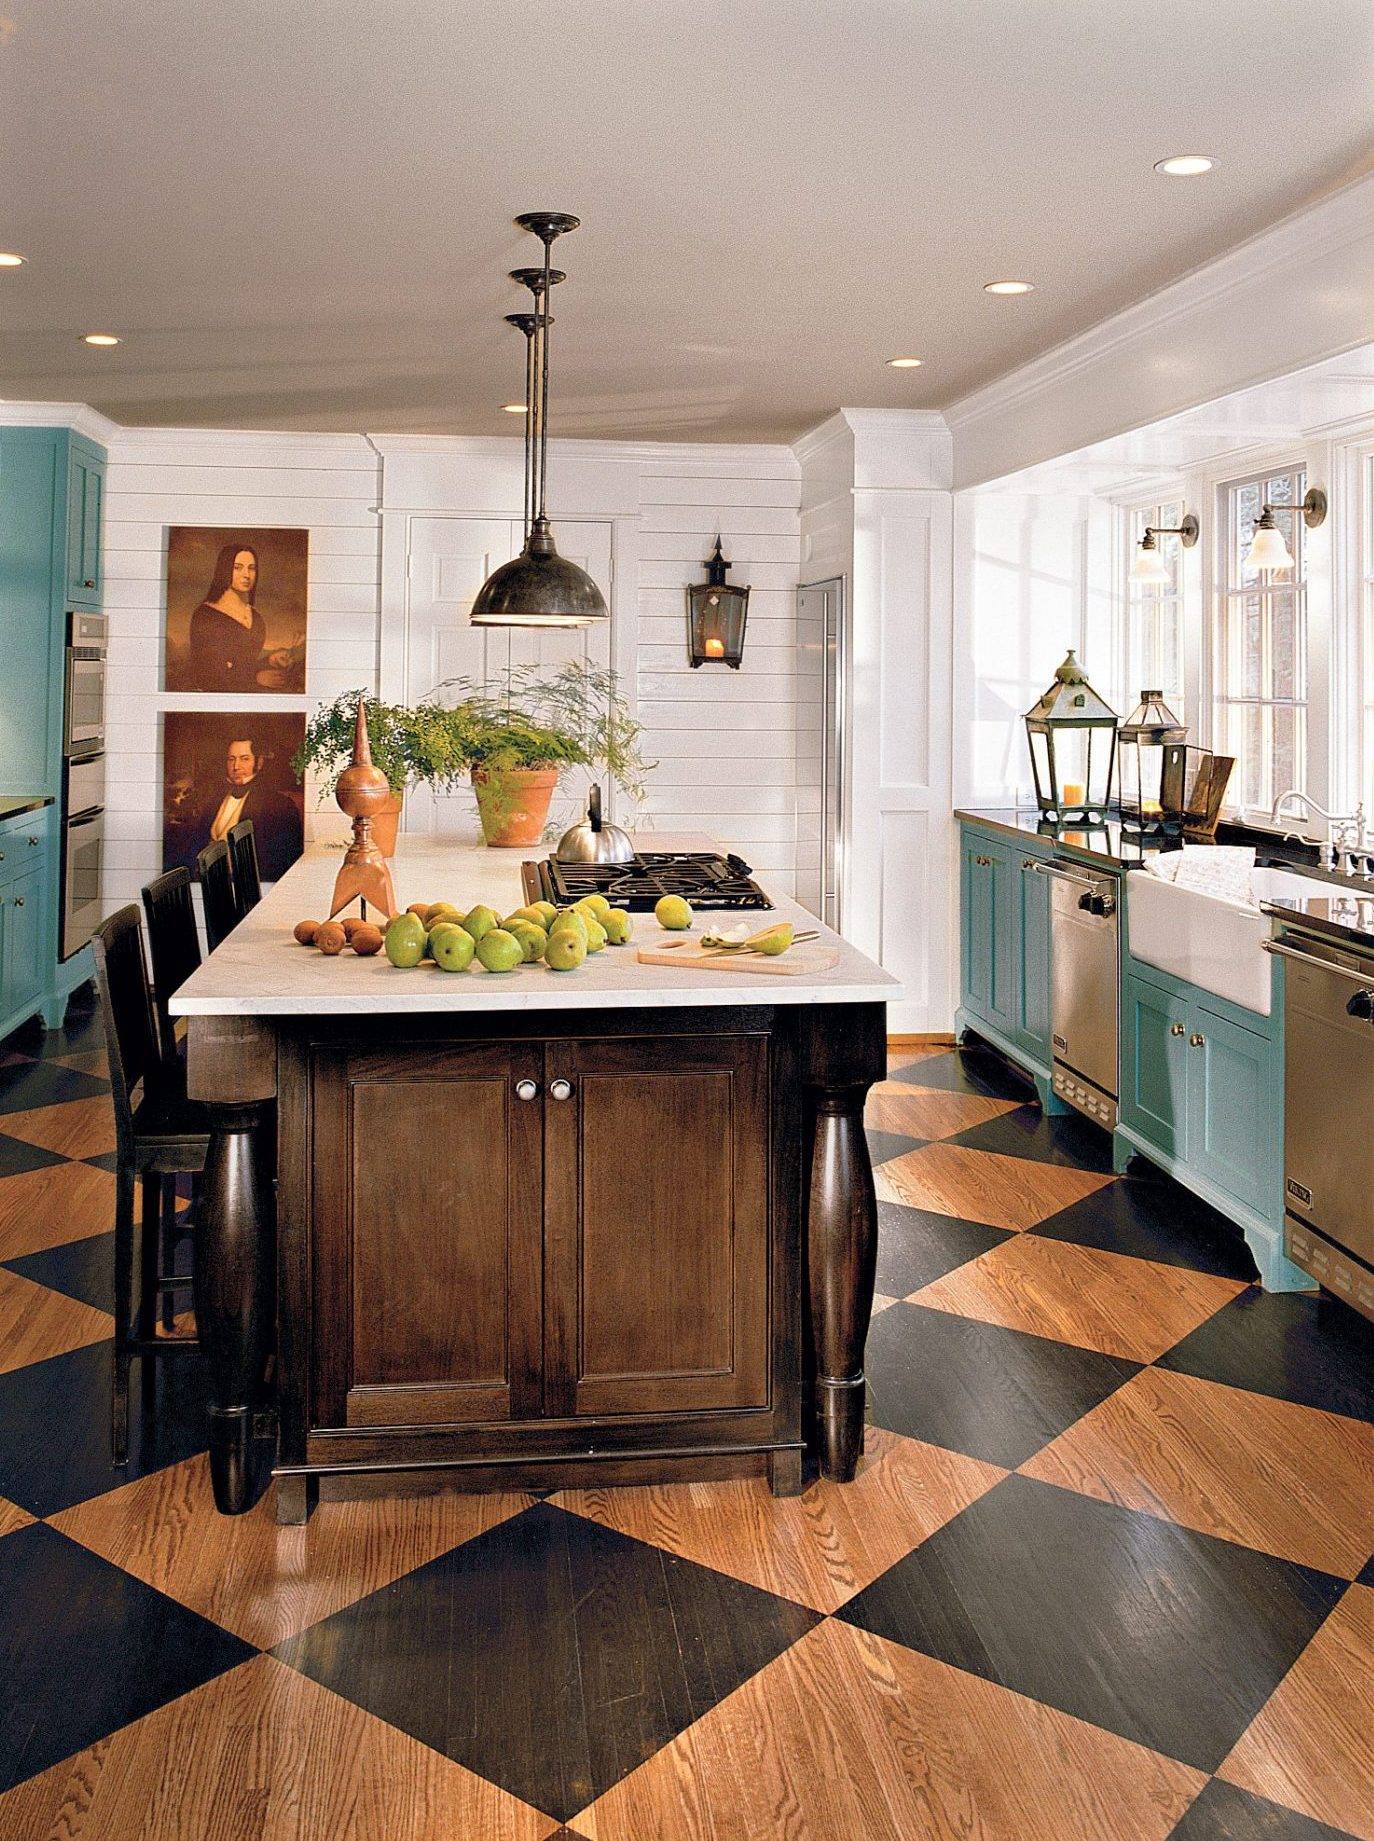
99 428 804 908
101 430 382 909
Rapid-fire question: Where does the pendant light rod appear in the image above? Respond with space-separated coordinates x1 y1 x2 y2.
514 212 579 530
504 312 540 539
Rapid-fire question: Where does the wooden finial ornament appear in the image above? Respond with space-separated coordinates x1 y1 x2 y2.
327 694 399 922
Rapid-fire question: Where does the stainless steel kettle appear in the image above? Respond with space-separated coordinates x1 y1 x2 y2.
554 785 636 864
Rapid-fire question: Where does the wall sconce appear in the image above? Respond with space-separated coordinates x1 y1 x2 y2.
1243 488 1327 574
1129 512 1199 585
687 536 749 667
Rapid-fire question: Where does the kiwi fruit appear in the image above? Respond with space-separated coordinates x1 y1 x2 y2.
293 920 320 946
316 921 347 956
350 924 384 956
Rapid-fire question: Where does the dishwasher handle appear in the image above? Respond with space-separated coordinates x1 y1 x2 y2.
1260 938 1374 985
1031 860 1104 892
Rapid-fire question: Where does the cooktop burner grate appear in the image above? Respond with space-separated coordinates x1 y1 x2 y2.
523 851 773 912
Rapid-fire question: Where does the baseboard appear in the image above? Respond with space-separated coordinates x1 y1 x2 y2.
887 1032 955 1048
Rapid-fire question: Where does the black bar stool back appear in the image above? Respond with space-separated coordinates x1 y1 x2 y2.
141 866 202 1076
93 907 209 1462
197 837 238 950
227 820 262 913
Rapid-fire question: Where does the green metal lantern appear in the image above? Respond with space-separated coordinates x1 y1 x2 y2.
1118 689 1187 830
1023 651 1117 823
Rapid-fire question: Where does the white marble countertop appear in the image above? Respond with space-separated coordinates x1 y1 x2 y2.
170 833 900 1017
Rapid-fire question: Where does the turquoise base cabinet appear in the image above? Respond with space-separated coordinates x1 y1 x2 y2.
0 427 105 1040
1117 953 1308 1292
956 818 1063 1113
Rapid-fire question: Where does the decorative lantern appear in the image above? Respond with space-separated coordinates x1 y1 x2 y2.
1118 690 1187 830
1023 651 1117 823
687 537 749 668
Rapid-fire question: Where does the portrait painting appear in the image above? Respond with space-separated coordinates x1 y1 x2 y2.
164 525 309 693
163 711 306 884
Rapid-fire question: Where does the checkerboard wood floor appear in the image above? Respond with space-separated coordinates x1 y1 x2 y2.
1 996 1371 1839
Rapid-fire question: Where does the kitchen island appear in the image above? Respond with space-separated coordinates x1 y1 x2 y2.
170 835 898 1519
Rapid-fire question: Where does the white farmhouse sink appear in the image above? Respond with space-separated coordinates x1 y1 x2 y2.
1126 866 1320 1016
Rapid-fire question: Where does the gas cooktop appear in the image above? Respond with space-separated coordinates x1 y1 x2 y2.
522 850 773 912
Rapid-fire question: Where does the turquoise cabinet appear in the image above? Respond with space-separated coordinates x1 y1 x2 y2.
65 438 106 607
0 813 54 1038
1191 1008 1278 1220
1013 850 1051 1060
957 818 1057 1102
960 835 1000 1021
1121 974 1189 1159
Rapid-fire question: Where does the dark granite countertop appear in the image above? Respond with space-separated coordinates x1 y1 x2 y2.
0 795 54 823
1260 890 1374 954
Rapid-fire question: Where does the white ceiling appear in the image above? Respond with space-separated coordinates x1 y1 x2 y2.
2 0 1372 441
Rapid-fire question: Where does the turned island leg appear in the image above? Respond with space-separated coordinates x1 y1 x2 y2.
800 1004 885 1483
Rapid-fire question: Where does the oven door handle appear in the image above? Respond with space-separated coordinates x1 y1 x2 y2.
1260 939 1374 984
66 810 104 831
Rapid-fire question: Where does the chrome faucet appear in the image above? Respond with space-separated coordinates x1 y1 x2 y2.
1270 790 1369 876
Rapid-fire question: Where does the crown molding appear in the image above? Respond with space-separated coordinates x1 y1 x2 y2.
368 431 798 474
0 399 122 443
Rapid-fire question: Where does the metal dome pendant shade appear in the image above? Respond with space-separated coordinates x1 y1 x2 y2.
470 212 609 629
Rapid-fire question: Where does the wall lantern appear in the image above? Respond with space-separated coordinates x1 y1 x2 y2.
1023 650 1118 823
1243 487 1327 575
1118 689 1187 829
687 537 749 668
1129 512 1198 585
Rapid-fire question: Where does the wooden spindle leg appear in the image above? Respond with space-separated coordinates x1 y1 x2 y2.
807 1081 879 1482
195 1102 275 1514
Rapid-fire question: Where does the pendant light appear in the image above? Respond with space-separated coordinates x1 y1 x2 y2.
1243 488 1327 576
1129 512 1198 585
470 212 608 628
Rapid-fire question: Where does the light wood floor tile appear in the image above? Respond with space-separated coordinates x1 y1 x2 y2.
875 1141 1114 1232
0 1264 113 1375
3 1095 116 1160
0 1162 115 1258
579 1619 1205 1841
871 1292 900 1315
0 1653 558 1841
866 1086 1022 1140
0 1495 33 1541
913 1236 1246 1362
555 1427 1004 1615
1220 1585 1374 1841
52 1455 537 1648
1022 1367 1374 1579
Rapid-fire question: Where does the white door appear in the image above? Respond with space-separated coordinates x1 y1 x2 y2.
403 515 614 838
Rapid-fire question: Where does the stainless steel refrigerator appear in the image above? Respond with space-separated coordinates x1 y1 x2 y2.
794 578 845 930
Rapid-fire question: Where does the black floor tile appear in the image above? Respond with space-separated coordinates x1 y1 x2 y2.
1357 1553 1374 1588
1158 1287 1374 1424
839 1472 1344 1775
1168 1779 1363 1840
80 1150 120 1174
874 1200 1012 1298
0 1133 68 1178
0 1522 253 1793
865 1128 926 1168
0 1059 109 1116
945 1103 1116 1174
0 1339 212 1517
1034 1176 1260 1282
4 1231 115 1312
892 1047 1033 1102
36 991 103 1059
275 1499 819 1825
864 1300 1139 1468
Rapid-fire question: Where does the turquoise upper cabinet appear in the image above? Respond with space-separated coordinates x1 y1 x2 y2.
65 437 106 606
1013 851 1051 1060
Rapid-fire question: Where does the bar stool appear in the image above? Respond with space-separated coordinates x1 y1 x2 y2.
141 867 203 1330
93 907 209 1462
197 837 238 951
227 819 262 913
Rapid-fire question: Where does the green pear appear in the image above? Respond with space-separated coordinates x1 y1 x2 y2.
545 929 587 971
602 908 633 944
432 925 476 972
384 912 427 969
475 928 523 973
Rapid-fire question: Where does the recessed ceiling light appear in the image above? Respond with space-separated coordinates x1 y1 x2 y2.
886 356 924 368
1155 154 1216 177
984 280 1034 296
0 252 25 268
82 333 120 346
501 402 526 413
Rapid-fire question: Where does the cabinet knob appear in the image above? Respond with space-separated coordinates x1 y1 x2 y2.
1189 1033 1205 1047
27 836 38 846
1170 1022 1185 1036
83 579 95 588
549 1077 574 1101
514 1078 539 1101
12 897 22 908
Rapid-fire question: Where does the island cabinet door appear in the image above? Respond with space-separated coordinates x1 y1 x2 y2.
541 1032 771 1420
310 1041 544 1430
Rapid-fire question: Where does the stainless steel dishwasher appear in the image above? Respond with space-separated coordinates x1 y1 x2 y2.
1263 921 1374 1319
1039 859 1119 1129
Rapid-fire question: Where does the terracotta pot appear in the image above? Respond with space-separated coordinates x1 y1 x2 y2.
370 790 403 858
471 767 560 847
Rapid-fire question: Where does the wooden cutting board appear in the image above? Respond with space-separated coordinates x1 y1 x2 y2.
636 936 840 977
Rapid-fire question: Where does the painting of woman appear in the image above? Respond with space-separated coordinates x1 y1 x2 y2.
164 526 308 693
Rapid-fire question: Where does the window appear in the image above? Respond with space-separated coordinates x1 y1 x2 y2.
1215 465 1308 813
1124 500 1186 716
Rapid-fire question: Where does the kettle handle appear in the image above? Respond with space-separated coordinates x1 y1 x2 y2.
589 784 603 831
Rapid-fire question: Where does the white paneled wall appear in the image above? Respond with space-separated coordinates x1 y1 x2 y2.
99 428 804 909
101 431 382 908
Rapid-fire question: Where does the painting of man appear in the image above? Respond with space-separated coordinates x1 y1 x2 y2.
163 713 306 883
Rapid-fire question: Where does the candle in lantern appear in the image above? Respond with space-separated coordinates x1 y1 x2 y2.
1061 780 1085 806
703 636 725 659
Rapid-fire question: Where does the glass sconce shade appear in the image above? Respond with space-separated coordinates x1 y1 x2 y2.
1118 689 1187 827
1129 539 1172 585
687 538 749 667
1244 511 1295 574
1023 650 1118 821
